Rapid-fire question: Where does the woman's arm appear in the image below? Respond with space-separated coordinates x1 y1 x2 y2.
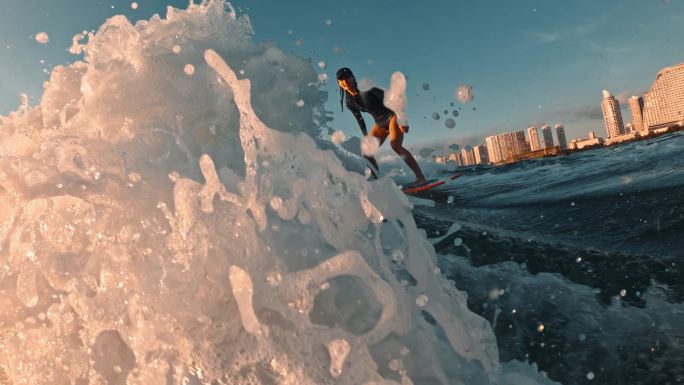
350 107 368 136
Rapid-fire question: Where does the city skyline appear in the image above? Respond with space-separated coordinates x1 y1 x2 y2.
436 60 684 166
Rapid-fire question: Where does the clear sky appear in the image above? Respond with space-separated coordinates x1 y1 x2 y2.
2 0 684 146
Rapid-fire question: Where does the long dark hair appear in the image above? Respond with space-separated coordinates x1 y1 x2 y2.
336 67 355 112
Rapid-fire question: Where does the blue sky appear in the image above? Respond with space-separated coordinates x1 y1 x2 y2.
2 0 684 146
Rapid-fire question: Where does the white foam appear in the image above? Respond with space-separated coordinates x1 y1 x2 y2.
0 2 559 384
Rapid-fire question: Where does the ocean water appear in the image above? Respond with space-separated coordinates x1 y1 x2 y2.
411 133 684 385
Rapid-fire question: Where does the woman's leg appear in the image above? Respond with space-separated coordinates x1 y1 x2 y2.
365 125 388 178
388 115 426 181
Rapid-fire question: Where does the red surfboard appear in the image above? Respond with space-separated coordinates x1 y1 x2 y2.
401 172 463 194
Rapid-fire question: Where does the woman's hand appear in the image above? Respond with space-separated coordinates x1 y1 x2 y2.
400 124 409 134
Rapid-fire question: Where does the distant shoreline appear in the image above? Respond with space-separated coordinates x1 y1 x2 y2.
471 125 684 167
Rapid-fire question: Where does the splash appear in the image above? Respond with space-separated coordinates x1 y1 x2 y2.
384 71 408 126
0 1 557 384
331 130 346 145
455 84 474 104
35 32 49 45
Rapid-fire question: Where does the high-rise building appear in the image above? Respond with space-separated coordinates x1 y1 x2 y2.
642 63 684 130
461 147 475 166
601 90 625 138
448 152 464 167
628 96 646 133
473 145 489 165
485 131 527 163
485 135 503 164
555 124 568 150
513 131 528 154
541 125 554 148
527 126 540 151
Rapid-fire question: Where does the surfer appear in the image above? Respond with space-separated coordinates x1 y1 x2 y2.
336 67 427 186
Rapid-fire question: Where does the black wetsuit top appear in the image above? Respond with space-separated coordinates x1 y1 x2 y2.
346 87 395 135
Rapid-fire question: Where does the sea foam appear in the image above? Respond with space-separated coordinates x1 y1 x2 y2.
0 1 557 384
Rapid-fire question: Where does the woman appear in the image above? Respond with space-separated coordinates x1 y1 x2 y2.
336 67 426 186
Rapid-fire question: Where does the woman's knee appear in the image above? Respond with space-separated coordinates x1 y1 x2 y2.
390 140 404 152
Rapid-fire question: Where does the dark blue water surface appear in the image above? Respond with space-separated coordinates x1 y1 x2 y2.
438 132 684 257
414 132 684 385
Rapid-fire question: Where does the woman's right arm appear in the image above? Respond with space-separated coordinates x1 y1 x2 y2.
350 107 368 136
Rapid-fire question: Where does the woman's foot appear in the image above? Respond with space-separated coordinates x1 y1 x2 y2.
406 178 430 188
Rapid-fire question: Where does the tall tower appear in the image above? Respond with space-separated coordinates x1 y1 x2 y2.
473 145 489 164
601 90 625 138
555 124 568 150
527 126 540 151
643 63 684 130
485 136 502 164
628 96 645 133
461 147 475 166
541 125 554 148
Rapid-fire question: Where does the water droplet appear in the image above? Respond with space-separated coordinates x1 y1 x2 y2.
388 358 403 371
455 84 474 103
331 130 345 145
35 32 49 45
391 249 405 262
266 272 282 286
416 294 429 307
327 339 350 378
